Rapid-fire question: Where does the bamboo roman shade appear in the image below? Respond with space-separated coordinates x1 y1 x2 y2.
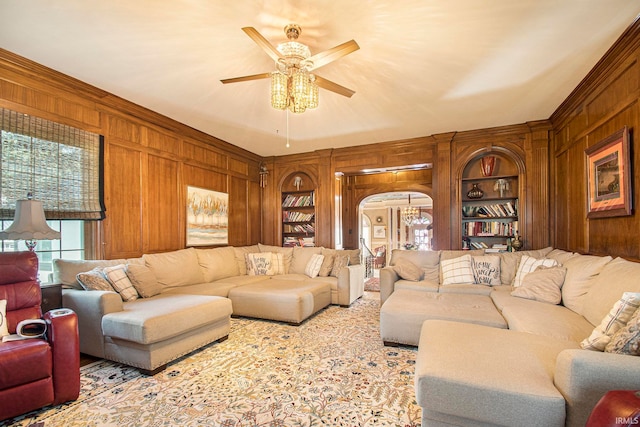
0 108 105 220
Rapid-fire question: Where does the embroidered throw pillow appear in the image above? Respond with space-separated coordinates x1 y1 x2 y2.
512 255 558 287
0 299 8 338
246 252 275 276
581 292 640 351
103 264 139 302
305 254 325 278
511 266 566 304
393 258 424 281
605 308 640 355
126 263 162 298
77 268 115 292
441 255 475 285
330 254 350 278
472 255 501 286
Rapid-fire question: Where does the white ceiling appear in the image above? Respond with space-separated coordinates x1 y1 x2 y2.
1 1 639 157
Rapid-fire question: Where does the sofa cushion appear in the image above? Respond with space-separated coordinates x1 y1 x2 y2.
440 250 482 284
561 254 612 315
125 263 161 298
510 266 566 305
605 307 640 355
500 296 594 342
196 246 240 281
101 294 232 345
512 255 558 287
54 258 140 289
581 292 640 351
393 258 424 281
233 245 260 275
472 255 501 286
143 248 204 289
581 257 640 326
304 254 324 278
103 264 138 302
441 255 475 285
395 280 439 293
258 244 294 273
546 248 578 264
389 249 441 269
290 246 322 275
498 247 553 286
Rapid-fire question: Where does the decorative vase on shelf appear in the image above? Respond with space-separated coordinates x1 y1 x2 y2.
467 183 484 199
480 156 496 177
511 235 523 251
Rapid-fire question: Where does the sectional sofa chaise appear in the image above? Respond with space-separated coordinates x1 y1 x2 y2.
379 247 640 427
54 244 363 374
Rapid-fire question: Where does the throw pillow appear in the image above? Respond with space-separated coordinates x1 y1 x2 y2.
330 254 350 278
318 251 336 277
510 265 567 304
271 252 286 275
126 263 162 298
605 308 640 355
0 299 8 338
77 268 115 292
393 258 423 281
441 254 475 285
512 255 558 287
103 264 139 302
581 292 640 351
245 252 275 276
472 255 501 286
305 254 325 278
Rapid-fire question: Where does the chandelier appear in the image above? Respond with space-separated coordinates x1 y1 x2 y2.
270 24 319 113
401 195 419 226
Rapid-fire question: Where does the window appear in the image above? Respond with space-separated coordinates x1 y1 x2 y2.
0 107 104 279
1 220 85 283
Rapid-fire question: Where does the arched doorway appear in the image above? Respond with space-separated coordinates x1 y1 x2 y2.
359 191 433 277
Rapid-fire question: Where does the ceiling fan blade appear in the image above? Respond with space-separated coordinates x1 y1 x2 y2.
242 27 282 63
221 72 271 84
314 75 355 98
307 40 360 71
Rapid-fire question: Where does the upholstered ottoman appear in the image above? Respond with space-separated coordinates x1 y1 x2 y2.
228 279 331 324
415 320 580 427
380 288 507 346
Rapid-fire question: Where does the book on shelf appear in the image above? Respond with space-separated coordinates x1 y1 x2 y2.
282 191 315 208
463 221 518 237
282 211 314 222
282 236 315 247
467 201 517 218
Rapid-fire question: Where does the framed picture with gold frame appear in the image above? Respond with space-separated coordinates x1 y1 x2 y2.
585 126 632 218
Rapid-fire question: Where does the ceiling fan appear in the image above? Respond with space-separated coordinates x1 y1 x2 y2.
221 24 359 113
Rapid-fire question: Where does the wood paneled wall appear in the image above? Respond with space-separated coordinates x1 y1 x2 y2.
550 20 640 260
0 49 262 259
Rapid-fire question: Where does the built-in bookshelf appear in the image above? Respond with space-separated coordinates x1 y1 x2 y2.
461 154 520 251
282 190 315 247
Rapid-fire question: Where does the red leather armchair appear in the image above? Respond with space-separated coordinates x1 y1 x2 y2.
0 251 80 421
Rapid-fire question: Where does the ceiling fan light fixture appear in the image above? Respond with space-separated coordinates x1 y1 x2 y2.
307 77 319 109
270 71 288 110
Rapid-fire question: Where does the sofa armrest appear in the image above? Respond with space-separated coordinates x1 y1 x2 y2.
44 308 80 405
62 289 123 358
555 349 640 427
335 264 365 306
379 267 399 306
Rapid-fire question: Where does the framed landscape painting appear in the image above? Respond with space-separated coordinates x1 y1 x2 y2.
186 186 228 246
585 126 632 218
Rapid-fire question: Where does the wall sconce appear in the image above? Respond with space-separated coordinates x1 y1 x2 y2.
259 163 269 188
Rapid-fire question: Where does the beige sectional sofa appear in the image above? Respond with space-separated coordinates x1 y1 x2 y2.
55 244 364 374
379 247 640 427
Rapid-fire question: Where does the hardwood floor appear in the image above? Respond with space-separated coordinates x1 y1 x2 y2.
80 353 101 367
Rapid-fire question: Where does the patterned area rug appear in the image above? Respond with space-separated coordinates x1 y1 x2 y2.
6 293 420 427
364 278 380 292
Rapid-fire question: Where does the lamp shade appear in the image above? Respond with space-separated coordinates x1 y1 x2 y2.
0 199 60 240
